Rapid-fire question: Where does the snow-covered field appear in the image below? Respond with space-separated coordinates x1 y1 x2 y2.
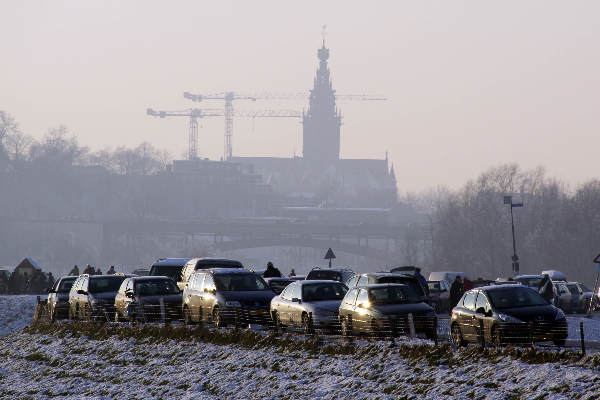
2 295 600 399
0 295 38 337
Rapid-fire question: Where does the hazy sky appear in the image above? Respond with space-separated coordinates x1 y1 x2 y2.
2 1 599 192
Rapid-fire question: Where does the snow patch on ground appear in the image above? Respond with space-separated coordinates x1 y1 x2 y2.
0 295 38 337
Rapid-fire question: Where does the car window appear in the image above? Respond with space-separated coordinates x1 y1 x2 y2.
81 276 89 291
369 285 421 304
214 274 267 291
357 276 369 286
428 281 440 291
192 274 204 290
343 288 359 306
204 275 216 291
567 284 579 295
280 284 294 300
135 279 179 295
579 284 591 293
475 293 491 313
346 276 358 287
356 289 369 306
125 280 134 293
88 276 126 293
57 278 75 293
117 280 128 294
291 284 302 300
302 283 347 301
488 287 549 309
462 292 476 311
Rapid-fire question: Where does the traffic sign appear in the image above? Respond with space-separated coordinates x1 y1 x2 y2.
324 248 336 260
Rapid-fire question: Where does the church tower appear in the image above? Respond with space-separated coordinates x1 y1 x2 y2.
302 39 342 161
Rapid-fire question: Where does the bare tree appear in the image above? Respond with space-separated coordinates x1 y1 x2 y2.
5 131 33 162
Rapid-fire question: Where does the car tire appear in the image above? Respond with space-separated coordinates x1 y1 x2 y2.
341 316 352 337
491 325 503 347
451 323 465 347
553 338 566 347
183 306 194 326
213 307 224 328
302 313 314 334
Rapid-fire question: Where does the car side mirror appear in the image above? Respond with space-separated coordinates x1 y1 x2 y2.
475 307 486 315
292 297 301 303
125 291 134 298
77 289 87 295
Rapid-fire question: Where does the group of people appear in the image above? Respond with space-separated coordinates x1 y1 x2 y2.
0 270 55 294
68 264 116 276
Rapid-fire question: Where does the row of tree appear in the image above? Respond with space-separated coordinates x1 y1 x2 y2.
0 111 170 175
402 164 600 286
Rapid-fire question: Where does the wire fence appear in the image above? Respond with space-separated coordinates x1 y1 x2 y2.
31 296 600 355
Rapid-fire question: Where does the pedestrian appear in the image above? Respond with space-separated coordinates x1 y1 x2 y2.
69 265 80 276
106 265 116 275
47 272 55 288
450 276 464 308
83 264 93 275
538 274 554 304
94 267 102 275
414 267 429 297
462 276 473 291
263 261 282 278
289 269 296 277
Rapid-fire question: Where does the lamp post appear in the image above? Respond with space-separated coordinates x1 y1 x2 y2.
504 196 523 276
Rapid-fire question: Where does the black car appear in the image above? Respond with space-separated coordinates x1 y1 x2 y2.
450 285 568 347
47 276 77 321
149 258 191 282
338 283 437 339
68 274 131 321
182 268 275 327
263 277 295 295
306 267 354 283
114 276 182 322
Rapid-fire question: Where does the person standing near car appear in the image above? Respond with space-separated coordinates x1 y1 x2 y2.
414 267 429 297
450 276 464 308
538 274 554 304
263 261 282 278
106 266 116 275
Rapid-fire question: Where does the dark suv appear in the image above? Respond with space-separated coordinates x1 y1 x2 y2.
69 274 131 321
182 268 275 327
177 258 244 291
114 276 182 322
306 267 354 283
149 258 191 282
47 276 77 321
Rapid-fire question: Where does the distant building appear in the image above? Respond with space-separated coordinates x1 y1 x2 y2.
13 257 42 279
232 40 396 210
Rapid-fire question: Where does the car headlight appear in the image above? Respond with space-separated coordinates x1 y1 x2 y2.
554 309 566 320
225 301 241 308
498 313 523 323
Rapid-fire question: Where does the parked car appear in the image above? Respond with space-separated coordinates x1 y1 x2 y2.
149 258 191 283
493 278 522 286
182 268 274 327
389 266 418 275
542 269 567 281
472 279 494 288
574 282 596 313
515 274 544 288
270 280 347 333
263 277 294 295
114 276 182 322
47 276 77 321
450 285 567 347
178 258 244 291
306 267 354 283
132 268 150 276
346 273 428 303
427 280 451 313
338 283 437 339
68 274 131 321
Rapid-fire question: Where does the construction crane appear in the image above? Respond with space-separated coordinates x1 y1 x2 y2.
147 107 300 161
184 91 386 160
146 108 222 160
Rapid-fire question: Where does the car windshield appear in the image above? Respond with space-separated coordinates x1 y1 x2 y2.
307 270 342 282
150 266 184 281
368 286 421 305
488 287 549 309
516 277 542 287
57 278 76 293
89 277 127 293
302 283 347 301
135 280 179 296
214 274 269 291
580 284 592 292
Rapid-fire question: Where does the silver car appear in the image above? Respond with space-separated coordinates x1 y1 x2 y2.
270 280 348 333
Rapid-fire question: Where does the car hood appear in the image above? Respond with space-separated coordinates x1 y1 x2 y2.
218 290 275 307
372 302 434 315
89 292 118 301
499 305 558 321
137 294 182 305
306 300 342 312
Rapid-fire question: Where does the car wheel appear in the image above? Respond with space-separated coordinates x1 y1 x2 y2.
341 316 353 337
183 306 194 326
213 307 224 328
451 323 465 347
302 313 314 334
491 325 502 347
553 338 566 347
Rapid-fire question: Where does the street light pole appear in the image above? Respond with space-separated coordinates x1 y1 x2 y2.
504 196 523 276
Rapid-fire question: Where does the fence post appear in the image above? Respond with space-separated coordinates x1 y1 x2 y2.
478 319 485 348
408 313 415 338
580 321 586 355
159 298 166 325
388 316 396 348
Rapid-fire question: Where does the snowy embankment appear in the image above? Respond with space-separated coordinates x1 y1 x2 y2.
0 295 38 337
1 324 600 399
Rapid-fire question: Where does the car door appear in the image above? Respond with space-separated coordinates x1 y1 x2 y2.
459 292 478 342
340 288 359 332
78 276 90 318
276 284 293 324
474 292 493 342
357 275 369 287
114 279 128 316
201 274 217 321
288 284 303 326
354 289 370 333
